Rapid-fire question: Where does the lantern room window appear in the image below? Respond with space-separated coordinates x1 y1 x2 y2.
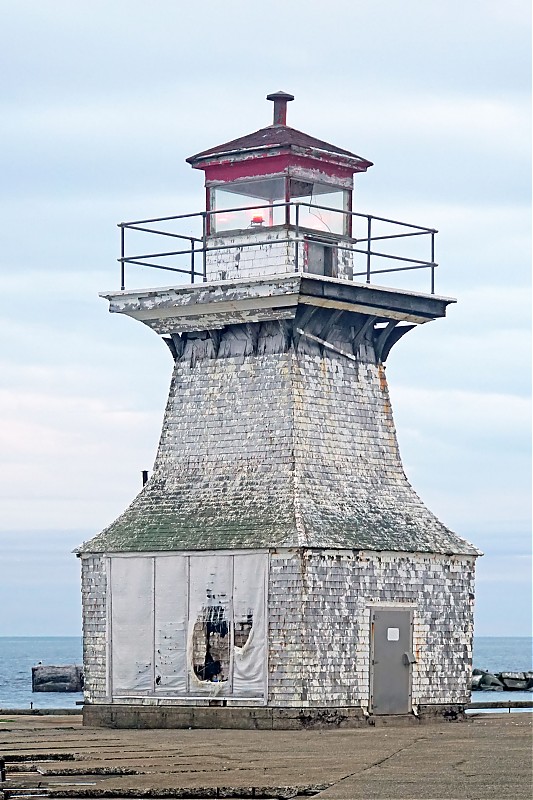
208 178 351 237
210 178 286 233
289 180 349 236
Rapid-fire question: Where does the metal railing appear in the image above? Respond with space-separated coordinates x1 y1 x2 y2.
467 700 533 713
117 202 438 293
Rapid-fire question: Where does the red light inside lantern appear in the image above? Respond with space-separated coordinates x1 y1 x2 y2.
251 215 264 225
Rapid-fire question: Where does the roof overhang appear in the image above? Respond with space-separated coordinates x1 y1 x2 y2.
189 144 371 174
100 275 455 336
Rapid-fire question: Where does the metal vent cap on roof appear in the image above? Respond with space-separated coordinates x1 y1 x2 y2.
266 90 295 125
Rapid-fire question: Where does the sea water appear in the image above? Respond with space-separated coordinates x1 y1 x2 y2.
473 637 532 673
0 635 531 709
0 637 83 709
471 636 532 706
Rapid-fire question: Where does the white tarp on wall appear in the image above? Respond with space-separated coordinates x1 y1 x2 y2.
110 556 153 693
154 556 187 693
109 552 268 700
188 555 231 694
232 553 267 697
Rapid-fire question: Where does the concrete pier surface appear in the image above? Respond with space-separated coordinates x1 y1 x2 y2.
0 713 531 799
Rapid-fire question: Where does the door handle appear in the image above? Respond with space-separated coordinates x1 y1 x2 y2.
402 651 416 665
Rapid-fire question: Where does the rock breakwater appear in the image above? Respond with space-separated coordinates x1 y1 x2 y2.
471 669 533 691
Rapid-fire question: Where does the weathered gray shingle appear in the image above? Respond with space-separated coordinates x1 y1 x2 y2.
77 337 479 557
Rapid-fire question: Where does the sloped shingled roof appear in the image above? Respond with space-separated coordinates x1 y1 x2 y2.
187 125 373 168
77 475 479 556
77 344 479 558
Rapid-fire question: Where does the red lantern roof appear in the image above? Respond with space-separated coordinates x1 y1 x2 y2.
187 92 373 182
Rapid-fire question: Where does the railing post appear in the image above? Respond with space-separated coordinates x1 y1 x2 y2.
202 213 207 282
294 203 300 272
190 238 195 284
431 232 435 294
366 216 372 283
120 225 125 290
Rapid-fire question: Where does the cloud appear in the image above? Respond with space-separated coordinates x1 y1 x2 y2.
1 1 529 102
394 387 530 449
0 0 529 638
0 531 83 636
474 552 532 637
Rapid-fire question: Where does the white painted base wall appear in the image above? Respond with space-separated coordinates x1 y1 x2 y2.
205 228 355 282
81 548 475 709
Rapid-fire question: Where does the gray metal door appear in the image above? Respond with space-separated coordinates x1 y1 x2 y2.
370 607 414 715
306 241 336 277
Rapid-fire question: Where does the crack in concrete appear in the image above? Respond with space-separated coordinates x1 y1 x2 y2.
361 736 428 773
317 735 428 794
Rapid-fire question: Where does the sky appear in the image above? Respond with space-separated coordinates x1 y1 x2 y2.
0 0 530 638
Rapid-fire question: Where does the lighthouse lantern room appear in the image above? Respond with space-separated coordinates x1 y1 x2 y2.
188 90 372 282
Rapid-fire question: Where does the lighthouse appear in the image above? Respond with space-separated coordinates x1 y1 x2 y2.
77 93 480 729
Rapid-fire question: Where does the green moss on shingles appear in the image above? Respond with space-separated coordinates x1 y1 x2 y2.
77 483 478 555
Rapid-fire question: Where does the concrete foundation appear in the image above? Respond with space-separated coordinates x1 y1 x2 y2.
83 703 467 730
